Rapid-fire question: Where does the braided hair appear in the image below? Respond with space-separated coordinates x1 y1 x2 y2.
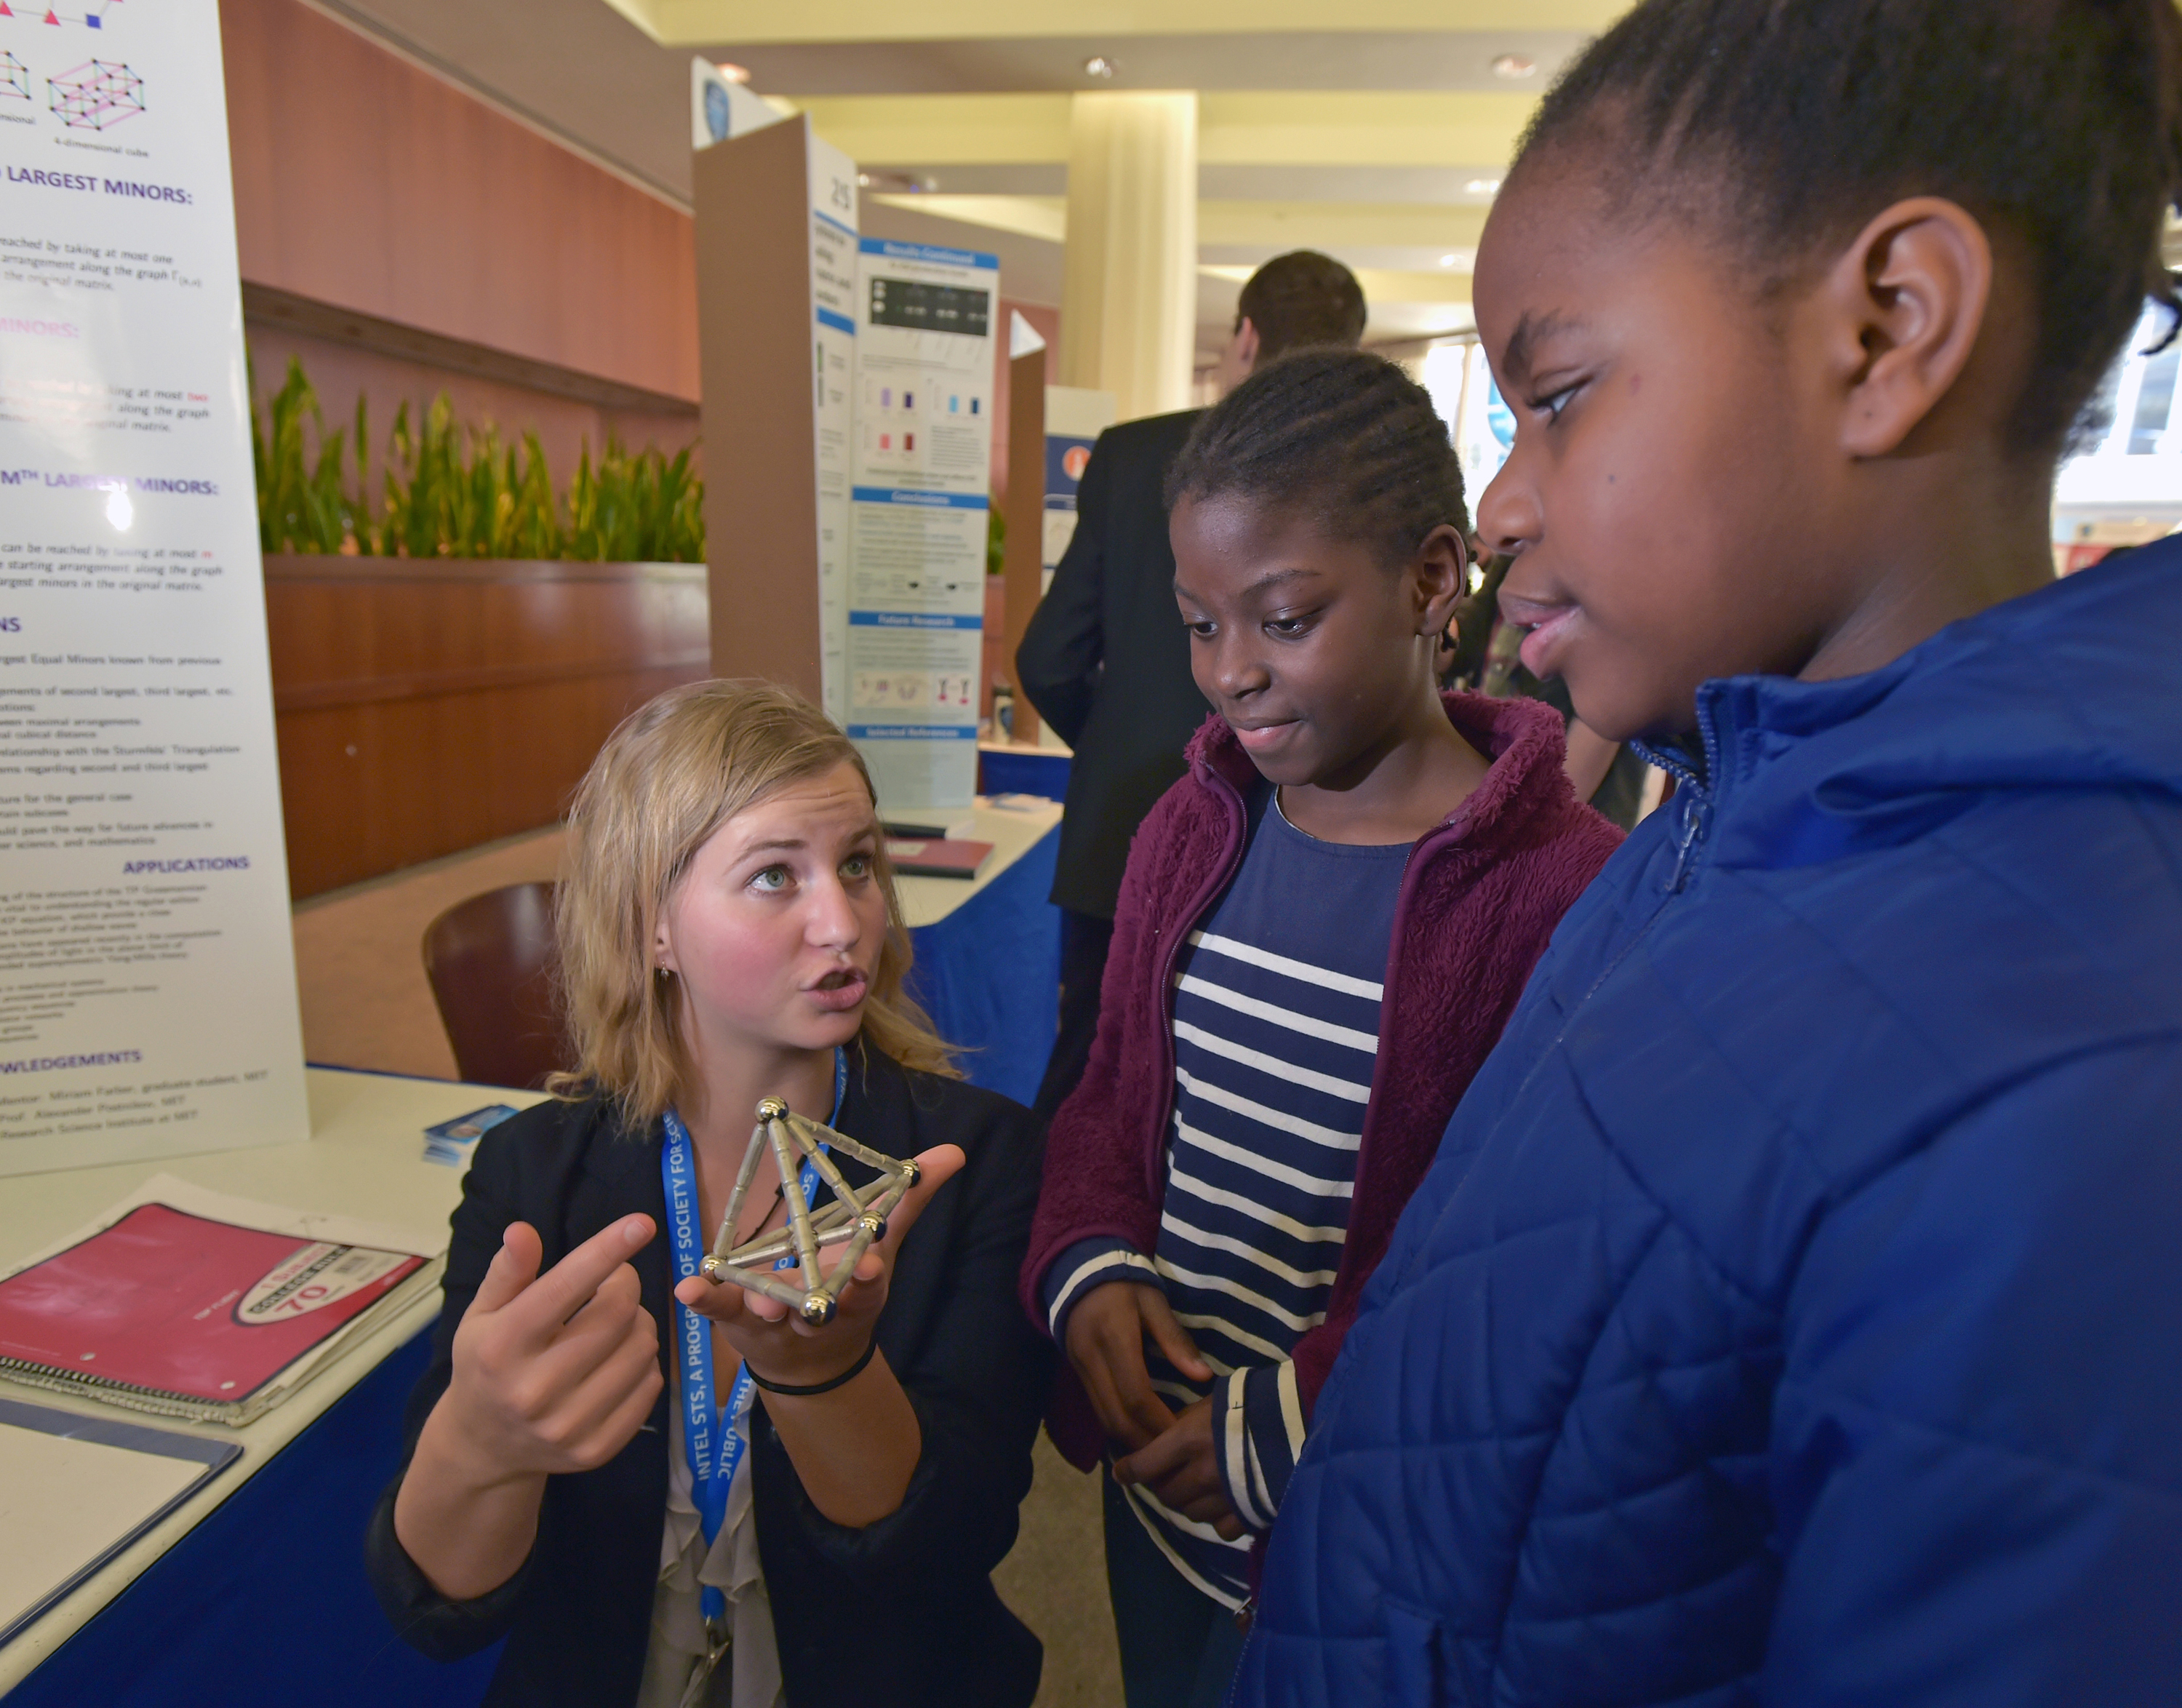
1166 348 1468 572
1516 0 2182 456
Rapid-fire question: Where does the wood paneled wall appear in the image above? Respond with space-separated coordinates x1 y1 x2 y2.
220 0 699 403
266 557 708 898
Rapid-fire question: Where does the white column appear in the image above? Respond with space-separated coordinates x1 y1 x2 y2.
1058 91 1199 421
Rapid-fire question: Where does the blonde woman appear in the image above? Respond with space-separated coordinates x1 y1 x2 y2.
367 682 1051 1708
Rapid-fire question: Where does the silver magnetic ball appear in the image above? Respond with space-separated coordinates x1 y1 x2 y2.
859 1214 885 1238
756 1096 790 1122
799 1294 836 1326
900 1160 920 1188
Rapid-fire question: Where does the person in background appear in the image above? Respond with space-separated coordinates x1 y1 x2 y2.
1442 551 1655 829
1015 251 1368 1122
1235 1 2182 1702
367 681 1051 1708
1022 351 1622 1708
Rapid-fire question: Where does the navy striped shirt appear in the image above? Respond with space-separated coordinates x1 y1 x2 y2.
1044 790 1406 1605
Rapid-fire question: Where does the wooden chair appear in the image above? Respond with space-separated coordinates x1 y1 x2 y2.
421 882 574 1090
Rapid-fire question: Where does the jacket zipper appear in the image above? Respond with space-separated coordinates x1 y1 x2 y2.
1636 706 1722 894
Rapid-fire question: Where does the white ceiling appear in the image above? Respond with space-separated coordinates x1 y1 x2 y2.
303 0 1602 348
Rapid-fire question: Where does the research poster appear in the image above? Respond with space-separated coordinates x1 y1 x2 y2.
809 137 857 724
1041 384 1117 593
847 239 996 815
0 0 309 1175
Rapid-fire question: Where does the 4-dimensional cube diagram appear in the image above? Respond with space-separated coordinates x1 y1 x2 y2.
1 54 28 101
47 57 140 129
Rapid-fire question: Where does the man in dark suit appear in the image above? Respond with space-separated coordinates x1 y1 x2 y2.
1015 251 1368 1119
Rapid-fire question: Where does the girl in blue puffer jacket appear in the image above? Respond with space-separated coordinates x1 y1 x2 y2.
1239 2 2182 1705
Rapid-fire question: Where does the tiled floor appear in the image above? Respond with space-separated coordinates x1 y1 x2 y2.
287 829 1123 1707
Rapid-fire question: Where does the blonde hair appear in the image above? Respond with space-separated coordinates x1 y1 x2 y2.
551 679 959 1128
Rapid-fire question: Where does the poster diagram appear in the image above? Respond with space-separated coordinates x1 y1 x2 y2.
805 132 858 725
846 239 996 815
0 0 310 1175
1 51 26 98
0 0 127 28
49 56 140 127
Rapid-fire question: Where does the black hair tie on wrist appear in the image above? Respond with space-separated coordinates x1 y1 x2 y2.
746 1341 876 1397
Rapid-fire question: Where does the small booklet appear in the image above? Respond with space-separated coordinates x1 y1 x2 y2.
885 837 994 879
0 1176 444 1427
423 1103 520 1168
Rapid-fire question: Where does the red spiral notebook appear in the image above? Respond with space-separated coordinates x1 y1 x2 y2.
0 1178 441 1426
885 837 994 879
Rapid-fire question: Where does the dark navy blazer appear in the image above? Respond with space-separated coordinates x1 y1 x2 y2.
367 1047 1052 1708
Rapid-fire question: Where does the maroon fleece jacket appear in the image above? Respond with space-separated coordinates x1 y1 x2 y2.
1021 690 1625 1469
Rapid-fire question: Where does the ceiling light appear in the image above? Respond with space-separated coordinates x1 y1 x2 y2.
1439 254 1458 268
1490 53 1538 80
1465 177 1503 197
1083 56 1117 79
715 61 751 84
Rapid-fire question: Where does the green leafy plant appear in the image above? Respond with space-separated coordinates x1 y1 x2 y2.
249 355 704 562
564 436 703 562
251 356 369 554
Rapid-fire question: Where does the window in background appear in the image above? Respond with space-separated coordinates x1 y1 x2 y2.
1420 340 1516 532
2053 301 2182 565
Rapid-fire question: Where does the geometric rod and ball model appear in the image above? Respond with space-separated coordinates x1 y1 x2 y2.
699 1098 919 1325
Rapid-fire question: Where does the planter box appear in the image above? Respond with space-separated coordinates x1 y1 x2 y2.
264 554 708 898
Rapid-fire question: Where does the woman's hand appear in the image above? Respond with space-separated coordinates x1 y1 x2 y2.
436 1214 663 1477
1063 1281 1214 1452
395 1213 662 1599
1112 1398 1246 1539
672 1145 963 1529
673 1144 964 1385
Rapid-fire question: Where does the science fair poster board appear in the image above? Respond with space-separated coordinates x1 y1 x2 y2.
0 0 308 1176
1042 385 1118 591
847 239 997 815
693 115 859 722
690 58 783 153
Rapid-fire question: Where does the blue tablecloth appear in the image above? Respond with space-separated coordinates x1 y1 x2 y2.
977 747 1071 802
8 1328 503 1708
906 818 1061 1107
12 823 1063 1707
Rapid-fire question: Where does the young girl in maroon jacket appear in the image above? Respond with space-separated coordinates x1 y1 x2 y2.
1020 348 1623 1708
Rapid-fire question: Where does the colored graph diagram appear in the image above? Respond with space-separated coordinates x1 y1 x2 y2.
0 0 139 129
49 55 139 127
0 0 124 28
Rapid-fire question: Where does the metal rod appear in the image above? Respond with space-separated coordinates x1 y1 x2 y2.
699 1260 817 1312
726 1219 860 1266
770 1115 825 1284
812 1214 884 1306
710 1119 773 1264
799 1138 869 1218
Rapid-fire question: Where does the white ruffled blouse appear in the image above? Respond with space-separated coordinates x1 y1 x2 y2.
635 1355 786 1708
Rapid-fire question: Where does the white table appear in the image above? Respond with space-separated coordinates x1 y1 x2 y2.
0 1067 545 1691
892 795 1062 929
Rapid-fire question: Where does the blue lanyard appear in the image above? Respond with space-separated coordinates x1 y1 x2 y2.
660 1050 845 1626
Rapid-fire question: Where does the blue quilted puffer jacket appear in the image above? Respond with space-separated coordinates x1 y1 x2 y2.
1236 543 2182 1708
